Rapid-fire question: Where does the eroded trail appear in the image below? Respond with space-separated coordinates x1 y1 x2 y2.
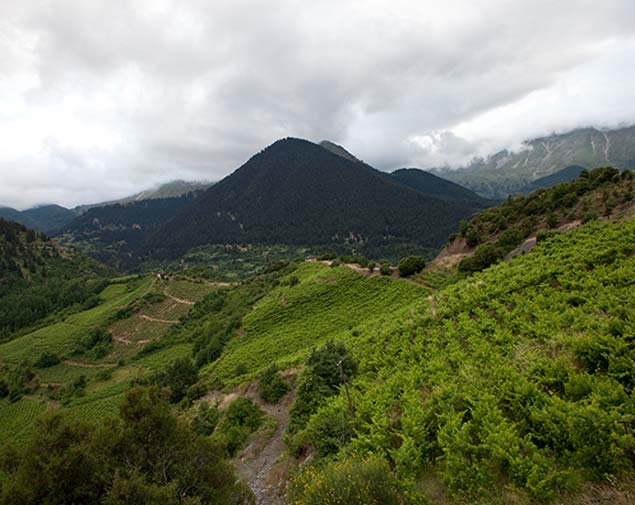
233 388 296 505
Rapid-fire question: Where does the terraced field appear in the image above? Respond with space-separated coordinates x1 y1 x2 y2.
0 275 214 445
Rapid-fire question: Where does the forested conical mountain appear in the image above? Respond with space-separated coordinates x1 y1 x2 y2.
0 205 77 234
0 219 109 337
145 138 489 259
439 125 635 198
390 167 491 203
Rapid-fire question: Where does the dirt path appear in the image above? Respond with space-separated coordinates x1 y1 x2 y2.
202 377 297 505
428 295 438 317
232 386 296 505
164 292 195 305
63 359 115 368
138 314 179 324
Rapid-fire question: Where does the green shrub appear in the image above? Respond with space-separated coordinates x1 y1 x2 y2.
34 352 61 369
458 243 503 273
290 457 403 505
258 365 290 403
397 256 425 277
153 358 198 403
191 402 221 436
223 398 263 432
379 264 392 276
303 403 353 457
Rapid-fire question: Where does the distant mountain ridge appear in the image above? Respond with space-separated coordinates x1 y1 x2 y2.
390 168 491 204
144 137 490 260
74 180 212 213
0 205 78 234
437 125 635 198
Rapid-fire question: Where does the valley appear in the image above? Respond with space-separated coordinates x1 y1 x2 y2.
1 160 634 504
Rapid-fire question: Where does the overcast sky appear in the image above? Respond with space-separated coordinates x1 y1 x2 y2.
1 0 635 209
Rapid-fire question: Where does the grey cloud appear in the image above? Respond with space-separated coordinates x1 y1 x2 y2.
1 0 635 208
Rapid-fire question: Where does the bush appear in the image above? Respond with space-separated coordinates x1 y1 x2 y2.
34 352 61 369
458 243 503 273
367 262 376 273
397 256 425 277
223 397 263 432
303 403 353 457
258 365 290 404
379 264 392 276
289 342 357 434
291 457 403 505
153 358 198 403
191 402 221 436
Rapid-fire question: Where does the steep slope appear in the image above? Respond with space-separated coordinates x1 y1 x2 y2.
390 167 491 203
0 205 77 234
146 138 485 259
0 219 109 337
59 193 200 271
440 167 634 274
439 126 635 198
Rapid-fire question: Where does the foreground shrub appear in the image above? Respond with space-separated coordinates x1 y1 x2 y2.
290 457 402 505
397 256 425 277
0 387 254 505
258 365 290 403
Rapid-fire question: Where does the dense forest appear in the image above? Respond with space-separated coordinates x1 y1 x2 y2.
59 193 200 270
0 219 109 337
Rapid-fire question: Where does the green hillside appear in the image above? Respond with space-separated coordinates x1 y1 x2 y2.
446 167 634 274
282 215 635 503
0 273 215 446
0 219 110 338
1 188 635 503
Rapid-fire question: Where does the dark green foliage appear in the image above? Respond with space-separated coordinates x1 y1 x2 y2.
397 255 425 277
76 327 113 357
34 352 61 368
223 398 263 431
496 227 525 253
379 263 392 276
289 341 356 435
0 387 254 504
145 138 491 260
214 398 263 456
0 204 77 234
291 457 403 505
191 402 221 436
390 167 489 205
60 193 200 271
153 358 198 403
0 380 8 398
258 365 290 403
453 167 634 272
458 243 503 273
0 219 110 338
302 404 353 457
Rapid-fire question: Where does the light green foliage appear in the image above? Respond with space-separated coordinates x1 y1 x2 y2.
203 263 424 386
290 456 403 505
345 218 635 501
